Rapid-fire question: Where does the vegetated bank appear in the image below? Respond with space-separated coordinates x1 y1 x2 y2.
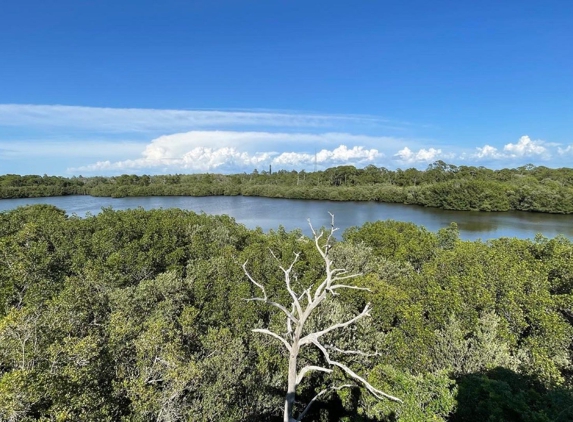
2 161 573 213
0 204 571 420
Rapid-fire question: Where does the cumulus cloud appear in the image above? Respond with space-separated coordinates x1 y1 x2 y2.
393 147 443 164
69 130 393 173
503 135 548 158
273 145 383 166
474 145 502 159
471 136 551 161
76 147 273 173
4 103 566 174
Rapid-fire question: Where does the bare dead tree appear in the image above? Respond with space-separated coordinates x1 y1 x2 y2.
243 213 401 422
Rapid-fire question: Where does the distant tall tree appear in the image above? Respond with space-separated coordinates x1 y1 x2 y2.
243 214 401 422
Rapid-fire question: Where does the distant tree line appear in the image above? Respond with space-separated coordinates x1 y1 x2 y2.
0 205 571 420
0 174 85 198
3 161 573 213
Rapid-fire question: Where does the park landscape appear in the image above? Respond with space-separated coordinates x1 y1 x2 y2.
1 0 572 420
0 165 572 420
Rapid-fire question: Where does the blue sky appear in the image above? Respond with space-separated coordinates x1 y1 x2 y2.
0 0 571 175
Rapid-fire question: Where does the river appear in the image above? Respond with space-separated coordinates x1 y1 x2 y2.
1 195 572 241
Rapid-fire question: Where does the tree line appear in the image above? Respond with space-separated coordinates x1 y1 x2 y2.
0 205 571 420
3 161 573 213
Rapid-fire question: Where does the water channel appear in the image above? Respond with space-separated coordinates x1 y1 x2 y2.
1 195 572 241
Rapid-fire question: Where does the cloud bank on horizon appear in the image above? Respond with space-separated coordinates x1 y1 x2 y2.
0 104 570 175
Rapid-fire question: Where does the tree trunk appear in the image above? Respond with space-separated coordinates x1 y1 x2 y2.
284 340 299 422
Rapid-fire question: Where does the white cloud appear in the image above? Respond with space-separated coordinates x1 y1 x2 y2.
3 104 563 174
394 146 443 164
471 136 551 161
474 144 502 159
0 140 143 159
503 135 548 158
139 130 398 156
77 147 273 173
69 130 395 173
273 145 383 166
0 104 398 133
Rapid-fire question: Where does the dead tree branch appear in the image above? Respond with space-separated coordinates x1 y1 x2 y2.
244 214 400 422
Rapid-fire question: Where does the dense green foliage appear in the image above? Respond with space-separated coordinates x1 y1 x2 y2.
3 161 573 213
0 205 572 420
0 174 86 198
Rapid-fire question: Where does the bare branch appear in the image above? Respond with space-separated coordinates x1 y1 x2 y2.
296 289 305 303
331 273 363 282
252 329 292 352
270 250 304 318
286 257 303 317
269 248 282 265
323 212 339 253
309 221 359 301
245 297 298 325
328 283 371 293
246 214 400 422
314 341 402 403
325 345 380 358
306 218 321 239
296 365 333 385
313 276 331 302
305 287 312 305
243 260 299 324
308 219 327 260
287 303 295 336
295 384 355 422
269 249 299 276
243 260 268 298
299 303 371 346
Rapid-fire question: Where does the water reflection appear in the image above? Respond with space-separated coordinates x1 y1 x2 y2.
1 195 572 241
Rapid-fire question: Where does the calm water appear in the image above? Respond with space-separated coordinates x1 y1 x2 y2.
1 195 572 241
